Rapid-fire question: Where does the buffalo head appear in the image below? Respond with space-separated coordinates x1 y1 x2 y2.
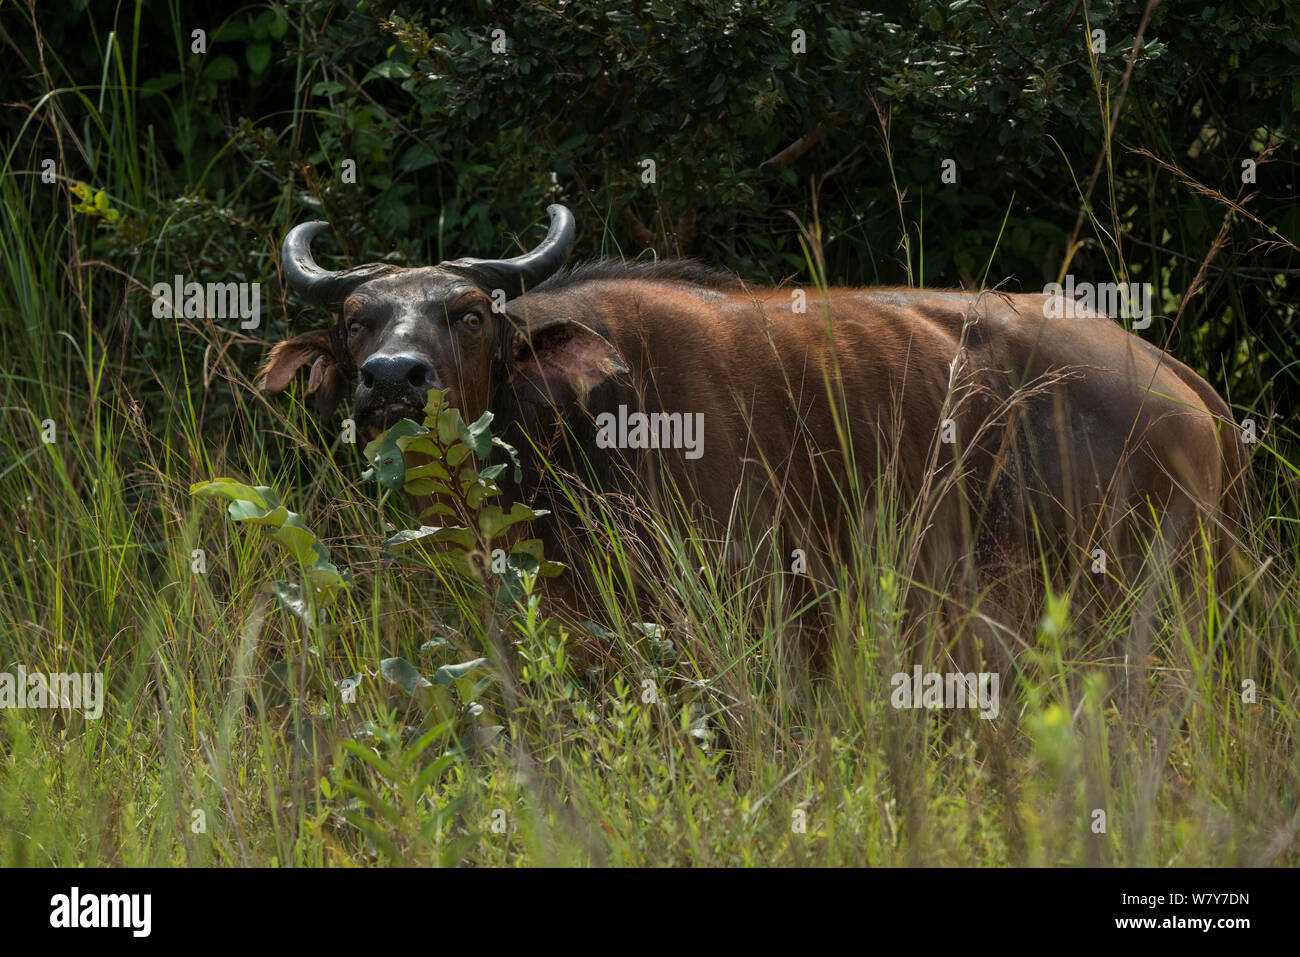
261 205 628 438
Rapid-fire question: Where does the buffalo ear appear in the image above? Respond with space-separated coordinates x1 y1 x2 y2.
509 317 628 407
259 329 349 418
306 356 349 419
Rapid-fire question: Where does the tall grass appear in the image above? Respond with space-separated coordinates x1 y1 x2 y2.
0 3 1297 867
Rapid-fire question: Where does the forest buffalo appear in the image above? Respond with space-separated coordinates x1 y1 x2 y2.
262 205 1247 651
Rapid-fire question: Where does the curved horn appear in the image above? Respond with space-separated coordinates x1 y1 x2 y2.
440 204 575 295
281 221 401 308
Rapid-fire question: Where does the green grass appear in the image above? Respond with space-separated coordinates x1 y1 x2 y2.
1 3 1297 868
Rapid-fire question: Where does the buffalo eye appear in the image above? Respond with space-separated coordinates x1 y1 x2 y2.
343 301 365 339
458 309 483 332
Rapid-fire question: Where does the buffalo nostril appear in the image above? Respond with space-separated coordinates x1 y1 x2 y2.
359 353 433 401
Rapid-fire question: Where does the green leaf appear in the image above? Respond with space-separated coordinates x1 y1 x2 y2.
365 418 425 490
203 55 240 81
194 479 348 599
432 658 489 687
404 478 453 497
379 657 447 715
579 620 612 640
491 436 523 483
510 538 565 577
420 636 454 654
304 554 349 595
364 61 413 82
398 435 441 459
212 21 249 42
271 514 321 565
227 500 289 526
405 460 451 481
312 80 346 97
246 42 271 74
191 478 270 509
458 410 495 458
399 145 439 173
421 387 450 421
380 657 430 696
383 525 478 552
418 501 458 519
466 483 489 510
271 581 313 630
437 408 463 446
478 501 549 539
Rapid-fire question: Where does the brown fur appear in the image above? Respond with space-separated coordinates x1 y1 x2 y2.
264 263 1247 668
